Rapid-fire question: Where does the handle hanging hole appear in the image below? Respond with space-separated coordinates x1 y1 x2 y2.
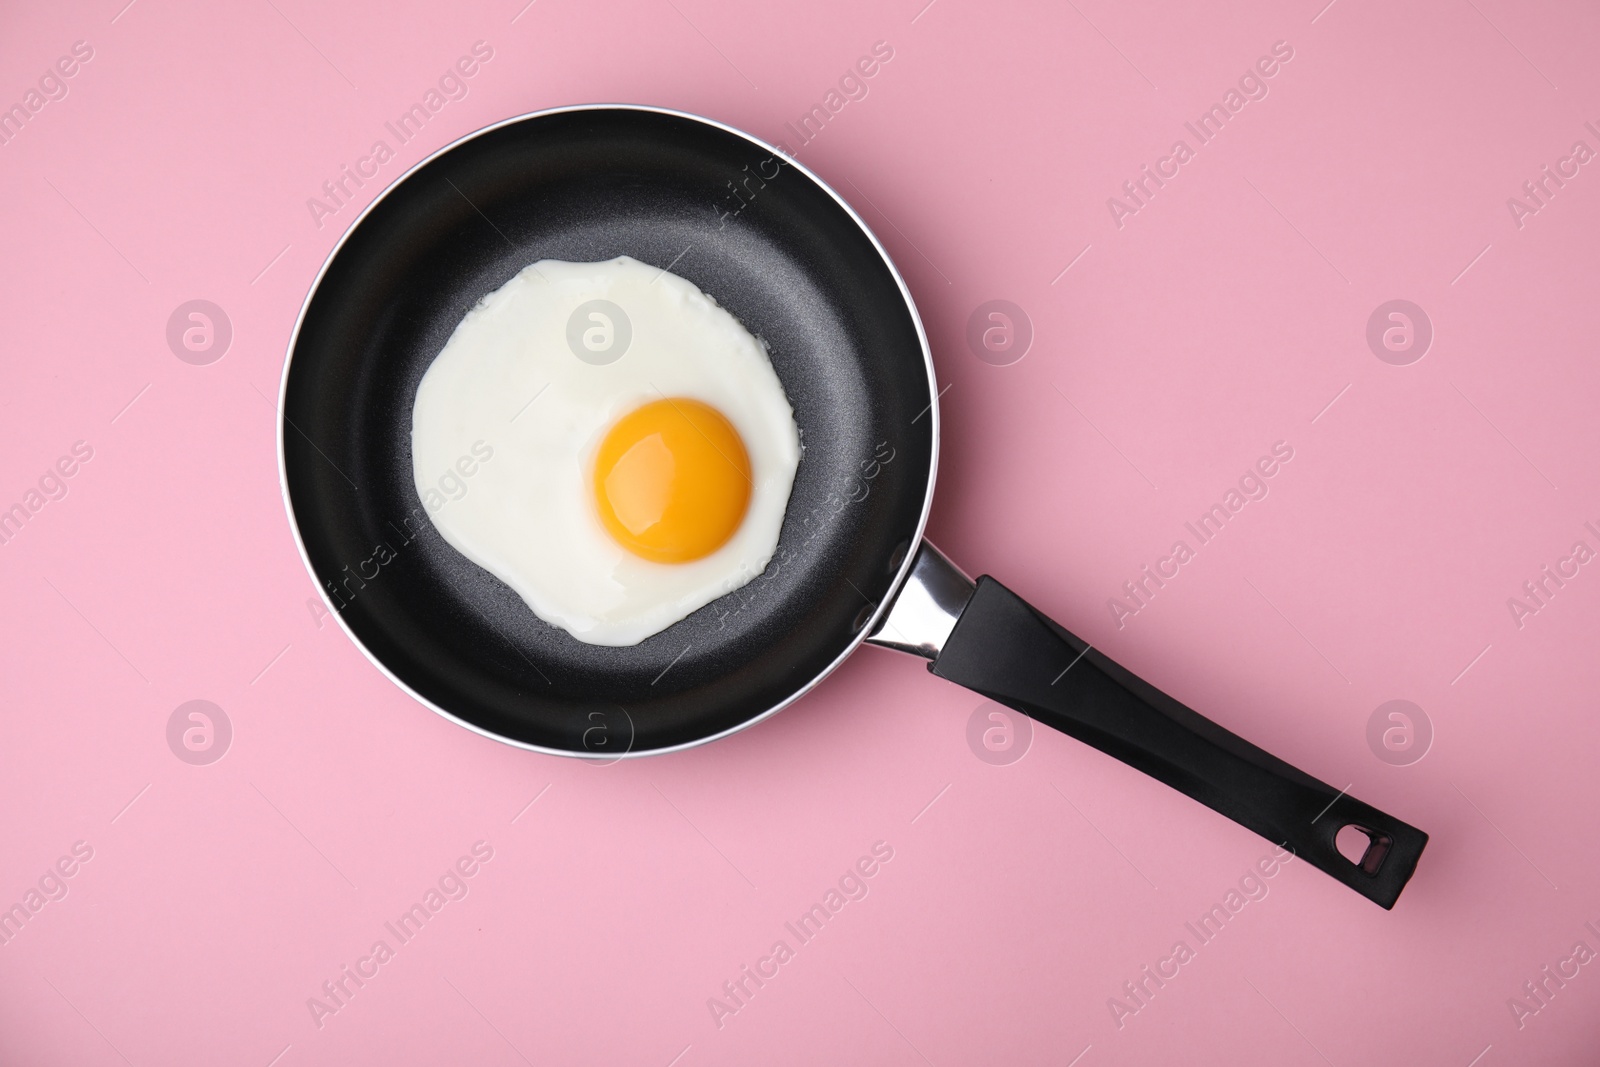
1336 824 1394 875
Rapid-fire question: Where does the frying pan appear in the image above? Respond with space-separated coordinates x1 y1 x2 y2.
280 105 1428 909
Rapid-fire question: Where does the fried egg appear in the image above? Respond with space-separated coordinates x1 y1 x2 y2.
411 256 800 646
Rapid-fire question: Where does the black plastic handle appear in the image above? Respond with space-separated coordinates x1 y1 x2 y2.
931 577 1428 908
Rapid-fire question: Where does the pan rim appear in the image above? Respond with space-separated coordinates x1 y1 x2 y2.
276 103 940 759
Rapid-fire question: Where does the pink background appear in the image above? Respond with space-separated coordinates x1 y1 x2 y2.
3 0 1599 1063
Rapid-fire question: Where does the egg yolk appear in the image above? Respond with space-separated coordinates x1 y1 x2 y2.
592 398 752 563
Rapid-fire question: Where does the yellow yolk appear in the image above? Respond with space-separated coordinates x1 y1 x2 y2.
592 398 753 563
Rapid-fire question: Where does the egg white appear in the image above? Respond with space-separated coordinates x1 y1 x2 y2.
410 256 801 646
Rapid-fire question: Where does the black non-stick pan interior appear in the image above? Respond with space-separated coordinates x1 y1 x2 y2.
282 107 935 754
